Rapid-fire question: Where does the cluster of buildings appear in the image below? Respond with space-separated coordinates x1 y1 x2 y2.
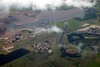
9 10 39 19
0 29 34 53
26 41 52 54
76 25 100 34
5 30 35 43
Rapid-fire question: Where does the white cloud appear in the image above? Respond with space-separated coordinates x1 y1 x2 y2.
34 25 62 34
65 0 96 8
0 0 96 14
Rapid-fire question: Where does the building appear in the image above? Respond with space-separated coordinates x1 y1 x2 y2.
77 25 100 34
2 44 14 52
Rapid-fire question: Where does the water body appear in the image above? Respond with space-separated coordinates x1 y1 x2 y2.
67 33 100 42
0 48 30 66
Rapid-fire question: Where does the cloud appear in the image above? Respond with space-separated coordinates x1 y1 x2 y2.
34 25 62 34
0 0 96 14
65 0 96 8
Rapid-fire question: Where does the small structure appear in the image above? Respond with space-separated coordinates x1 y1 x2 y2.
66 48 79 55
81 23 90 27
2 44 14 52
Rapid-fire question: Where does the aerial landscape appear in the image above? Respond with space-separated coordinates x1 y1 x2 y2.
0 0 100 67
